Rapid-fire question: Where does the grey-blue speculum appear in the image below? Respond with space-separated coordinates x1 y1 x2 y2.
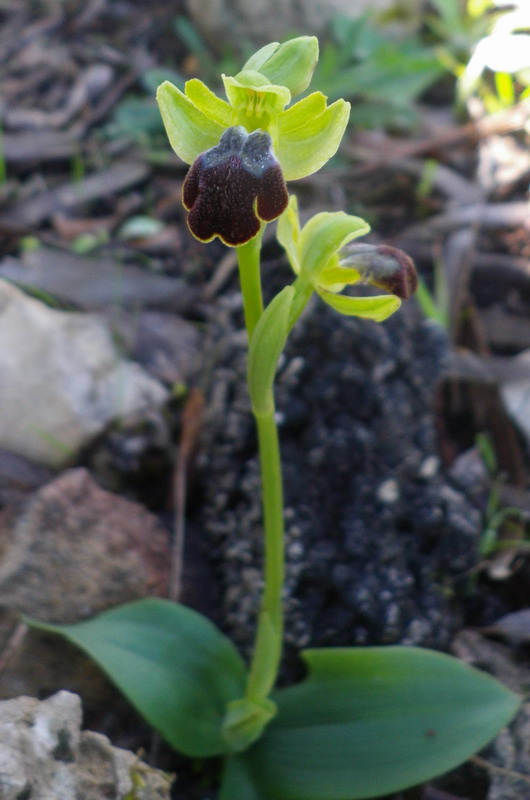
183 126 288 247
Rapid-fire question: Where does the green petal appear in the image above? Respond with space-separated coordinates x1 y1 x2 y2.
319 265 362 291
277 195 301 275
157 80 224 164
276 99 351 180
277 92 327 135
185 78 233 127
299 212 370 283
223 75 291 126
318 289 401 321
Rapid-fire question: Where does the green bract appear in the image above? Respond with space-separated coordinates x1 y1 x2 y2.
278 196 402 322
156 36 350 182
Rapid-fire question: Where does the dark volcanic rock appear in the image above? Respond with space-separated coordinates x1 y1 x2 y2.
194 294 481 669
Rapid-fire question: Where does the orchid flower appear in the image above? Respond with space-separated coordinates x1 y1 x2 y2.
278 195 418 325
156 37 350 246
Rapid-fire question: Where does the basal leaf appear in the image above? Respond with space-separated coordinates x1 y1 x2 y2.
219 755 268 800
27 599 247 757
240 646 520 800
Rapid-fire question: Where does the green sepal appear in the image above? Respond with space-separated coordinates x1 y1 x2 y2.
299 211 370 283
156 80 224 164
238 646 520 800
242 42 281 73
276 97 351 181
222 696 278 753
318 289 401 321
25 599 247 758
278 93 327 136
254 36 319 97
248 286 295 416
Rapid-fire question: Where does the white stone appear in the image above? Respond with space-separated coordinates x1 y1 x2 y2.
0 280 169 466
0 691 172 799
377 478 400 503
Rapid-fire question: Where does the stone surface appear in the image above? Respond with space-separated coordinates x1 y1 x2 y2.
0 279 169 467
0 468 170 701
195 294 482 673
185 0 421 49
0 247 197 312
500 354 530 447
452 630 530 800
0 690 173 799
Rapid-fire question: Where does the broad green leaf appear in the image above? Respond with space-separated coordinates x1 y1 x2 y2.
248 286 294 416
219 755 267 800
156 80 223 164
241 646 520 800
275 99 351 181
27 599 246 757
318 289 400 321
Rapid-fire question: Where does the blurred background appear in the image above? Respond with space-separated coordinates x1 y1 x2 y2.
1 2 530 798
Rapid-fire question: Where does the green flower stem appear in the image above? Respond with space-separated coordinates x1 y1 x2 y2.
236 233 285 706
237 231 264 338
245 408 285 702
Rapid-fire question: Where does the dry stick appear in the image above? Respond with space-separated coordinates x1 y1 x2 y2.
0 622 28 679
150 389 206 763
204 249 238 300
471 755 530 786
169 388 205 602
347 98 530 163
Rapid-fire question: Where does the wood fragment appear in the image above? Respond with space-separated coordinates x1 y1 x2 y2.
169 388 205 602
0 161 150 228
0 623 28 679
471 755 530 786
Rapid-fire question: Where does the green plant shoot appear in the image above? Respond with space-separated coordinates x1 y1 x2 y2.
29 35 520 800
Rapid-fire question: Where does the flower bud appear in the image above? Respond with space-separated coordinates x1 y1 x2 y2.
341 244 418 299
242 36 319 97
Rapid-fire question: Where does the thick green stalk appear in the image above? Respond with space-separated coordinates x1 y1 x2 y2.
236 234 285 705
237 233 264 337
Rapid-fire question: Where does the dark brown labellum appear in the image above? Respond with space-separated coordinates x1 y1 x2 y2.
183 126 288 247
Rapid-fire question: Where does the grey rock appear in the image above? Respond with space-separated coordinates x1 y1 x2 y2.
0 468 170 703
0 691 172 799
0 247 196 312
452 630 530 800
0 279 169 467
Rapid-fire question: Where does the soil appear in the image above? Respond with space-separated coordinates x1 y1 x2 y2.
1 2 530 800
